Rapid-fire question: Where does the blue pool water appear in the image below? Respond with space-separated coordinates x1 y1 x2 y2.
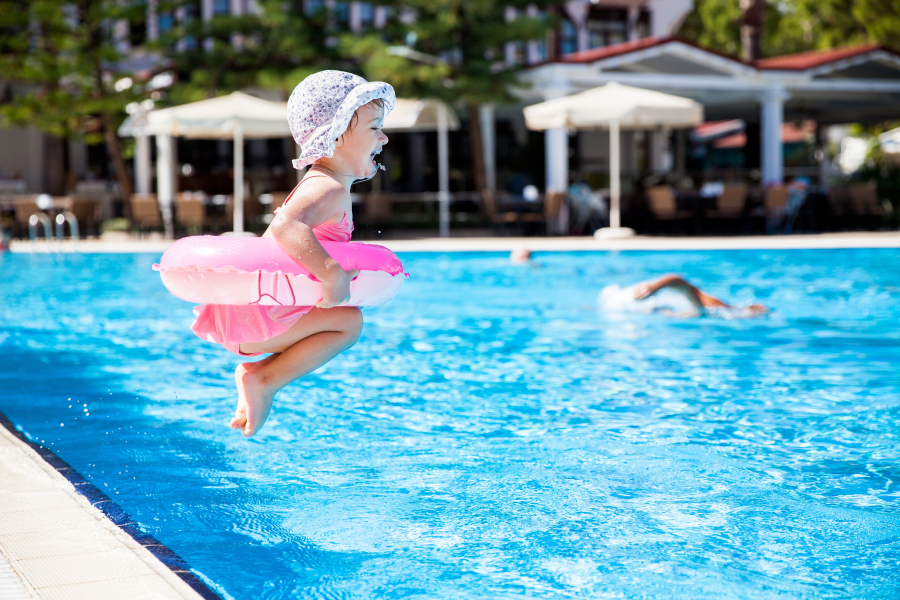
1 248 899 599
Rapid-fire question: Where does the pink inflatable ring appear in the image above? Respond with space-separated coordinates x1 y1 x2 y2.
153 236 407 307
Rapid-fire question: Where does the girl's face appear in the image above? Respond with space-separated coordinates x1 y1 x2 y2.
333 102 389 179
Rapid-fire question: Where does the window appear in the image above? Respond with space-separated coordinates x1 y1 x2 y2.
359 2 374 28
158 13 174 35
213 0 229 16
637 9 651 39
586 7 627 49
304 0 324 16
129 0 147 47
559 18 577 55
333 2 350 29
533 38 547 63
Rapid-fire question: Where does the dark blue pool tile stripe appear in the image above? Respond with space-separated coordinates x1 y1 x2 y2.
0 408 223 600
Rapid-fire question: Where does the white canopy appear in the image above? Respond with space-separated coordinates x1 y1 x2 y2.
119 92 290 236
524 82 704 235
524 82 703 131
383 98 460 132
119 92 461 237
382 98 458 238
122 91 290 139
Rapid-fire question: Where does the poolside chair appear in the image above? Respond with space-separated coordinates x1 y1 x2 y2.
481 190 522 234
543 191 568 235
705 184 747 219
225 194 263 227
848 183 889 217
175 192 206 231
704 184 747 233
646 186 691 232
67 195 103 235
129 193 162 231
761 185 789 233
12 195 40 237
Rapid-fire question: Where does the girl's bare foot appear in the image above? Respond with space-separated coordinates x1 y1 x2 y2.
232 364 275 437
231 357 276 436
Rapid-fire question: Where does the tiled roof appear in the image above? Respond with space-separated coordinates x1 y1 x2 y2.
754 44 885 70
549 37 895 74
552 36 751 67
556 36 672 64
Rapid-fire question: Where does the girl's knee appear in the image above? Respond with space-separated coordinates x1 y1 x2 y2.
340 307 363 344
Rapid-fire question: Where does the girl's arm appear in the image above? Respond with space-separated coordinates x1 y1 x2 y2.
269 179 358 308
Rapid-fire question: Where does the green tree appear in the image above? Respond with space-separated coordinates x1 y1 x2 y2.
677 0 743 57
0 0 145 199
678 0 899 59
340 1 556 193
161 0 342 102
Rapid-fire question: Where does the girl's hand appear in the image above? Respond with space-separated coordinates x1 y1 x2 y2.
317 265 359 308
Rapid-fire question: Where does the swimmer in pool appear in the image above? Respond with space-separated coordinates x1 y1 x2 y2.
189 71 395 437
632 274 768 316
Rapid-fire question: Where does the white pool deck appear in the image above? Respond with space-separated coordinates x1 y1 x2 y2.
2 229 899 600
7 230 900 255
0 424 207 600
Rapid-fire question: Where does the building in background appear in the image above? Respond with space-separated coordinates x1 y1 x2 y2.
0 1 693 200
3 0 899 221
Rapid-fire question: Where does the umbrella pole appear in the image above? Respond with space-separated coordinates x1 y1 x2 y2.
610 119 620 229
593 119 633 240
233 123 244 233
437 103 450 238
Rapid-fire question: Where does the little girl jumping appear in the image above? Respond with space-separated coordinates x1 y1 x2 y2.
191 71 395 437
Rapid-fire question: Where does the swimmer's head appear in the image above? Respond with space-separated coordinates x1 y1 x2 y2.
510 247 531 263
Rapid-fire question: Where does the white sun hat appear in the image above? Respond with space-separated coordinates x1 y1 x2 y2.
287 70 396 170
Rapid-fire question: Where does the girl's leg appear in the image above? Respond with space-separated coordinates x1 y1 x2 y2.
231 306 363 437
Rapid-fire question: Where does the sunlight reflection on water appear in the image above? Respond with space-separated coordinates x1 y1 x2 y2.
1 249 899 599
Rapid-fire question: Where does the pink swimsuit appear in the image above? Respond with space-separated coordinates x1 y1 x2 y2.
190 173 353 356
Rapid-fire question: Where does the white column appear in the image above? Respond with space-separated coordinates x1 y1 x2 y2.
233 124 244 233
374 6 387 27
627 7 640 41
135 135 151 194
609 120 621 229
545 128 568 193
479 104 496 192
155 134 177 239
437 103 450 238
349 1 361 31
147 0 159 41
562 1 590 52
760 87 789 187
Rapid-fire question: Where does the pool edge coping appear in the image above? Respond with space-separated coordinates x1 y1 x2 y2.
0 408 223 600
8 231 900 254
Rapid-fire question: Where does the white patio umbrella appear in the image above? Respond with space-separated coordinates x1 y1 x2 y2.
524 82 704 237
121 91 290 235
382 99 460 238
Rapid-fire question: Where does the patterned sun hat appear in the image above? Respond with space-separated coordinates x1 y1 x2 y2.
287 70 396 170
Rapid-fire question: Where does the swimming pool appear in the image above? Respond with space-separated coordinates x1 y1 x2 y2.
1 248 898 599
